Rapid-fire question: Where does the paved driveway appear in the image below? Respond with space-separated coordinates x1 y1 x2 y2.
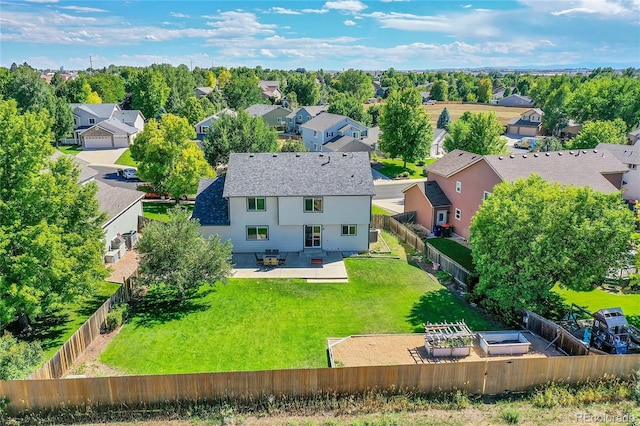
76 147 129 165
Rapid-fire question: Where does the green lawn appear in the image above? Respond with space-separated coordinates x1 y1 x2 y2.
56 145 83 156
115 149 137 167
143 202 194 222
426 238 475 272
100 232 494 374
372 204 395 216
11 281 121 359
375 158 436 179
554 286 640 328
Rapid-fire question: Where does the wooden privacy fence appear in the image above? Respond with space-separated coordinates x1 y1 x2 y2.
372 214 472 288
525 311 590 356
3 354 640 413
28 278 134 380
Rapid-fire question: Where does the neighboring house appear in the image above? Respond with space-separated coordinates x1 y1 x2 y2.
597 143 640 201
245 104 291 129
555 120 583 140
497 94 534 107
194 108 237 140
300 113 368 152
506 108 544 136
258 80 282 101
430 128 448 158
194 86 214 98
69 103 145 149
192 152 375 253
285 105 328 134
492 86 507 100
628 126 640 145
403 149 627 239
372 81 388 98
420 92 431 103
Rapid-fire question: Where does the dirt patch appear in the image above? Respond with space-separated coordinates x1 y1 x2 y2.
64 326 127 378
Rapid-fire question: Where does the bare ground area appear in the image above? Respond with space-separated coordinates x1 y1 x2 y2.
64 326 126 377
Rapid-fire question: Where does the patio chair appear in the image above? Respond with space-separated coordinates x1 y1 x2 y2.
278 252 288 266
255 253 264 266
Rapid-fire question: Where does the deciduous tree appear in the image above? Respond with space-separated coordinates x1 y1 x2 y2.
136 207 233 301
430 80 448 102
470 175 634 324
379 88 433 169
443 111 506 155
331 69 374 102
476 78 493 103
328 93 371 125
0 333 45 380
223 75 263 110
569 119 627 149
286 73 320 106
129 69 170 120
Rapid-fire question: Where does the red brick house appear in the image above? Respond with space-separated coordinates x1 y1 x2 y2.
403 149 627 240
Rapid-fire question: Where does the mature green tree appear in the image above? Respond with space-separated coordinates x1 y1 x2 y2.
202 110 278 166
6 65 55 113
470 175 634 324
430 80 448 101
128 69 170 119
476 78 493 103
286 73 320 106
51 97 74 143
130 114 213 196
280 139 309 152
0 333 45 380
379 88 433 169
331 69 374 102
437 107 451 130
532 136 564 152
542 83 572 135
443 111 506 155
56 75 100 103
136 207 232 301
180 96 207 125
569 119 627 149
88 72 125 103
217 67 232 88
327 93 371 125
367 103 382 126
0 100 107 327
223 75 263 110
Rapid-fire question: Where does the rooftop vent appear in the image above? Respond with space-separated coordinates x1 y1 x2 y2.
582 150 587 154
558 152 563 156
509 154 515 158
249 154 254 158
295 154 300 157
523 155 527 158
534 153 539 157
498 156 504 160
593 149 598 153
342 153 348 157
272 154 278 157
545 152 551 156
569 151 574 155
319 153 324 157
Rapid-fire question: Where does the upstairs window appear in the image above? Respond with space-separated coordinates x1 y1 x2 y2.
456 181 462 193
247 226 269 240
304 197 323 212
483 191 492 200
247 197 266 211
89 118 95 124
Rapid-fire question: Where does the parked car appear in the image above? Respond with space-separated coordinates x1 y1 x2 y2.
423 100 436 105
122 168 138 180
514 137 538 149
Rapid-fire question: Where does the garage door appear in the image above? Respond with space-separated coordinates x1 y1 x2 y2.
83 136 113 149
113 136 129 148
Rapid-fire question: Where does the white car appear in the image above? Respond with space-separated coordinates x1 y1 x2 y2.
122 168 138 180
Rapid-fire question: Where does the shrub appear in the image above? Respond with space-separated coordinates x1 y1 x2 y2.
415 160 425 166
433 270 453 284
398 171 410 178
501 408 520 424
104 303 129 333
0 333 45 380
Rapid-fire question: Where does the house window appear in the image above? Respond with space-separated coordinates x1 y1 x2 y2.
277 117 282 123
455 209 461 220
456 181 462 193
352 131 360 138
304 197 323 212
326 132 333 137
247 197 266 211
342 225 357 236
629 164 637 170
89 118 95 124
297 115 302 121
313 130 317 137
247 226 269 240
483 191 492 200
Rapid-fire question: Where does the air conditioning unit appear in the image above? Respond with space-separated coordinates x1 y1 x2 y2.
105 249 120 263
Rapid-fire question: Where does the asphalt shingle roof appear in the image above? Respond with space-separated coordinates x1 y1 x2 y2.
83 117 138 135
71 103 119 119
191 177 229 226
597 143 640 165
223 152 375 197
423 181 451 207
95 180 144 228
300 112 348 132
245 104 288 117
427 150 484 177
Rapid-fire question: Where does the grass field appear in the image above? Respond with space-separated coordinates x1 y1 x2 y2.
9 281 121 359
374 158 436 179
143 202 194 222
56 146 83 156
423 103 530 127
426 238 475 272
554 286 640 327
115 149 137 167
100 231 494 374
372 204 395 216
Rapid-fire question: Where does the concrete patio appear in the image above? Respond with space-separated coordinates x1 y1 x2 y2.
230 251 349 281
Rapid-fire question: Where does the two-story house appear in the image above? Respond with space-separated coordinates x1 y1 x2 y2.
506 108 544 136
258 80 282 101
245 104 291 130
497 94 534 107
192 152 375 253
597 143 640 201
70 103 145 149
285 105 328 134
403 149 627 239
194 108 237 140
300 113 369 152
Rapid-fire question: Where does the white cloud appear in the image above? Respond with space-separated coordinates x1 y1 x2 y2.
60 6 107 13
366 11 500 37
301 8 329 14
260 49 276 57
324 1 367 12
170 12 189 18
520 0 639 18
344 20 356 26
205 11 277 37
463 4 472 8
270 7 302 15
25 0 58 3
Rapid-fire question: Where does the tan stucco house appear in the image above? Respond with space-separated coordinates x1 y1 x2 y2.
506 108 544 136
403 149 627 239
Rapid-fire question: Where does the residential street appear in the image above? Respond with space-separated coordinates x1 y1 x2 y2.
90 165 142 191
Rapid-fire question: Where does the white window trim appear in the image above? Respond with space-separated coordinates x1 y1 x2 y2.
247 197 266 212
456 181 462 193
455 208 461 220
304 197 323 212
246 225 269 240
341 224 357 236
483 191 492 200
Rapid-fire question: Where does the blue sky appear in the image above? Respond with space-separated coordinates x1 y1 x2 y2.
1 0 639 70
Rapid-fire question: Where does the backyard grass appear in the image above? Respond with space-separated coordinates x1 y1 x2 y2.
143 201 194 221
423 103 530 127
426 238 475 272
100 231 494 374
554 286 640 327
115 149 137 167
9 281 121 359
374 158 436 179
371 204 395 216
56 145 83 156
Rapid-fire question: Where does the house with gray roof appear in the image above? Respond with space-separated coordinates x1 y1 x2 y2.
192 152 375 253
70 103 145 149
300 113 369 152
194 108 237 140
497 94 534 107
194 86 214 98
245 104 290 129
597 143 640 201
286 105 328 134
506 108 544 137
404 148 627 239
628 125 640 145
